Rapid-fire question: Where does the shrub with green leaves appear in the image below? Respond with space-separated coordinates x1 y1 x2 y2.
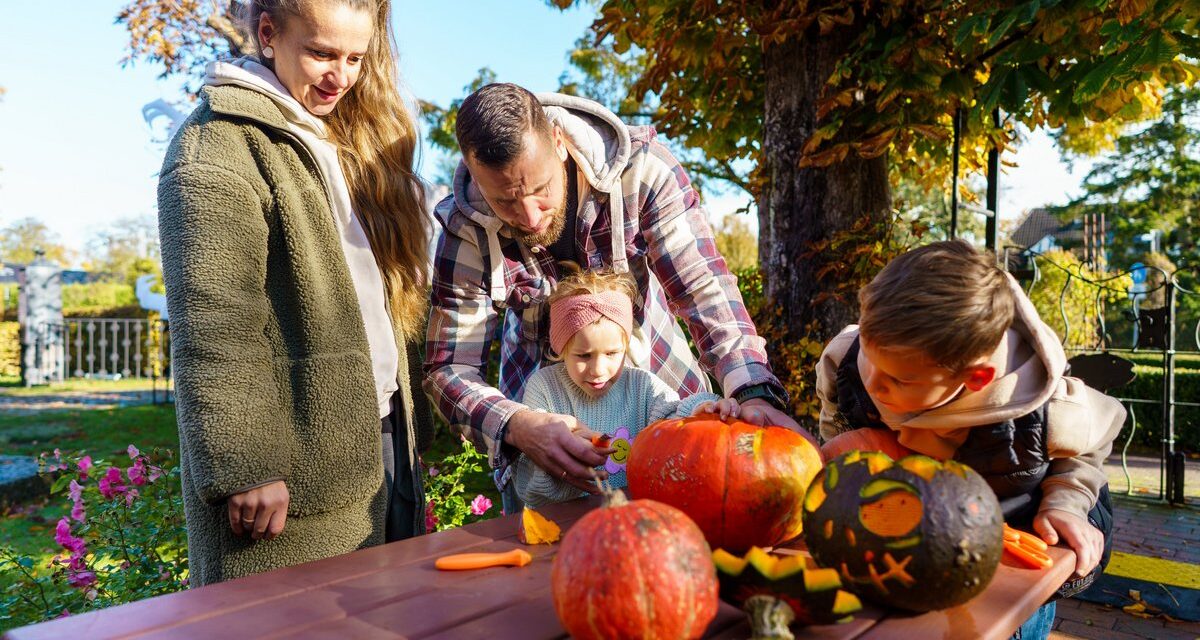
422 439 494 532
0 446 186 629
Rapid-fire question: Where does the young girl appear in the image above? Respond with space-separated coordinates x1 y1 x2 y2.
512 269 759 507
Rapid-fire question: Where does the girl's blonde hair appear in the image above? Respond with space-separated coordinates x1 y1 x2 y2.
546 265 637 359
244 0 429 340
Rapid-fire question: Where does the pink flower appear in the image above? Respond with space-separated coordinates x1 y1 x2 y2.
125 489 140 507
77 456 93 479
68 480 86 522
70 500 86 523
148 466 164 483
428 467 439 477
99 467 127 499
127 444 140 459
127 459 147 486
68 570 96 589
54 518 86 555
424 500 439 531
469 495 493 516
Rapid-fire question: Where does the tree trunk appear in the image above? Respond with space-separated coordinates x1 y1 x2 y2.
758 26 891 427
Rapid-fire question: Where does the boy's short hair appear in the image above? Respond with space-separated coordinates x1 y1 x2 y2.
858 239 1014 371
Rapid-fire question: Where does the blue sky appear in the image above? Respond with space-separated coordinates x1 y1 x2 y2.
0 1 1092 264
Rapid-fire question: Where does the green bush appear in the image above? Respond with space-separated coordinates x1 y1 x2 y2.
0 283 147 321
0 322 17 378
61 284 141 318
1109 365 1200 452
0 446 186 629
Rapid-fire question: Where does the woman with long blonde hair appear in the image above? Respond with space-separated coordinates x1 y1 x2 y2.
157 0 433 585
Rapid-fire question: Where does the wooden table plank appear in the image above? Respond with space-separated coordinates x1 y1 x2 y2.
2 494 1076 640
856 545 1076 640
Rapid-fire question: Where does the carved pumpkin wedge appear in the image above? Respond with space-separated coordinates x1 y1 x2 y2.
627 415 824 552
713 547 861 639
801 451 1004 612
516 506 560 545
551 488 718 639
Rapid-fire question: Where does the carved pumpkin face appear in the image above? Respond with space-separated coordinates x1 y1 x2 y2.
801 451 1003 612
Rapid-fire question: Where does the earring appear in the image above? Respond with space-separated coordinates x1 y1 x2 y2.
261 45 274 59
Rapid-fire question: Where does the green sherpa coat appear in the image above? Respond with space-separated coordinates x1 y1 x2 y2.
158 83 433 587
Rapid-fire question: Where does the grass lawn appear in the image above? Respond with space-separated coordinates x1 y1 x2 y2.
0 376 168 396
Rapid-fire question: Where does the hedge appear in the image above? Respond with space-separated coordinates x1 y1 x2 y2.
1 283 146 321
1108 364 1200 452
0 321 18 378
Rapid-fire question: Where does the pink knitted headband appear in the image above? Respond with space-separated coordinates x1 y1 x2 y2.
549 291 633 355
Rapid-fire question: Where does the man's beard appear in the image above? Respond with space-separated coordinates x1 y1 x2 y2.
513 163 569 247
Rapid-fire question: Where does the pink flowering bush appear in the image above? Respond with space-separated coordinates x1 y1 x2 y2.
0 446 186 628
421 440 495 532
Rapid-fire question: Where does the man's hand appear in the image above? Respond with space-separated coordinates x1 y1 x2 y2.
228 480 289 541
506 410 612 492
739 399 820 449
1034 509 1103 578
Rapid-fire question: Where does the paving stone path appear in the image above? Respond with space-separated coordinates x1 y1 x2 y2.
0 389 162 416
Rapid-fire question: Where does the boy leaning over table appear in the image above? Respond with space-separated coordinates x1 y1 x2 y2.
815 239 1124 639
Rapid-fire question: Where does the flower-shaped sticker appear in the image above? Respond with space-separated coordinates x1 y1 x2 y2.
604 426 633 475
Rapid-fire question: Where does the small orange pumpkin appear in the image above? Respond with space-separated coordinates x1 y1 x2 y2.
820 428 913 461
551 489 718 639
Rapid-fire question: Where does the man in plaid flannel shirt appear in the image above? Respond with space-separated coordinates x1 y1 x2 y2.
424 83 802 505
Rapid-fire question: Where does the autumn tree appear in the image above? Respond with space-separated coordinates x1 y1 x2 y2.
1066 84 1200 266
550 0 1200 423
83 216 163 288
0 218 73 266
117 0 249 93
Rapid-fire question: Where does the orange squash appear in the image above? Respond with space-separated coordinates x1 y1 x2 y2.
551 489 718 639
626 415 824 553
820 428 913 461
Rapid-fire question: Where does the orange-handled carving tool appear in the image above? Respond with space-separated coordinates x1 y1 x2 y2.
435 549 533 571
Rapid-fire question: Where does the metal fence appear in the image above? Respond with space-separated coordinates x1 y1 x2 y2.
1006 248 1198 505
29 317 172 402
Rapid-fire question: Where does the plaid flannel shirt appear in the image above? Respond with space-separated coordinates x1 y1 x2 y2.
424 105 780 473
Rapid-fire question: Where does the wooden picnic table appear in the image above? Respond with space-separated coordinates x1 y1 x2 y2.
4 494 1075 639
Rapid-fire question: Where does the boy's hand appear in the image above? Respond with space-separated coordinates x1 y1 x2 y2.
694 398 743 421
1033 509 1103 578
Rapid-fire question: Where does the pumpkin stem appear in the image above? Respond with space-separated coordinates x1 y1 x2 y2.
744 595 795 640
589 470 628 508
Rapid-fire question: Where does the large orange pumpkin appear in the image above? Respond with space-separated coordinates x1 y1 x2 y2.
626 415 824 553
820 427 913 461
551 490 718 640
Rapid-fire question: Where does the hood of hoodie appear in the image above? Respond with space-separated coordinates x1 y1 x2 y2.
872 273 1068 455
203 58 329 140
435 92 634 303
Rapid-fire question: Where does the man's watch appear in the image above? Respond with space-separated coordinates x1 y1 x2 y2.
733 382 790 412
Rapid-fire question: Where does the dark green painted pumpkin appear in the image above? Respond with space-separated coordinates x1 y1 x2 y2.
713 547 861 639
801 451 1003 612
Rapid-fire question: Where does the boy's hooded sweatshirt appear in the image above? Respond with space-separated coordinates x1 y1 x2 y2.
816 275 1126 521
